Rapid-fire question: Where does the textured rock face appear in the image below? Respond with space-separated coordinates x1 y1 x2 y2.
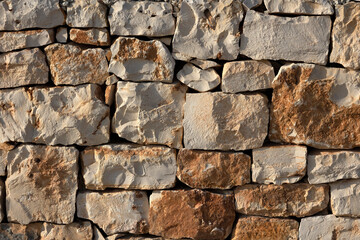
231 216 299 240
66 0 108 28
109 1 175 36
56 27 68 43
0 48 49 89
330 179 360 217
177 149 251 189
308 150 360 184
184 92 269 151
0 84 110 146
112 81 186 149
0 143 14 176
190 59 221 70
270 64 360 149
252 145 307 185
149 189 235 240
0 0 65 30
240 11 331 65
45 43 109 85
0 180 4 222
264 0 334 15
0 29 54 52
172 0 244 60
6 145 78 224
330 2 360 69
177 63 221 92
222 60 275 93
235 184 329 217
241 0 263 9
77 191 149 235
70 28 111 46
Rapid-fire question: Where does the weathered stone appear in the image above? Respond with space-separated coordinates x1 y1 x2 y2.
0 84 110 146
105 84 116 106
172 0 244 60
70 28 111 46
107 234 127 240
0 0 65 31
235 184 329 217
106 75 119 86
308 150 360 184
270 63 360 149
231 216 299 240
241 0 263 9
184 92 269 151
109 1 175 36
56 27 68 43
0 48 49 89
77 191 149 235
93 226 106 240
0 143 14 176
330 2 360 69
190 59 221 70
330 179 360 217
66 0 108 28
112 81 186 149
0 29 54 53
45 43 109 85
109 37 175 82
252 145 307 185
222 60 275 93
240 11 331 65
152 36 172 46
149 189 235 240
177 63 221 92
0 180 4 222
177 149 251 189
116 236 163 240
264 0 334 15
6 145 78 224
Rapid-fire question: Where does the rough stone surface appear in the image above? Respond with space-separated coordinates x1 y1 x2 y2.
177 63 221 92
177 149 251 189
190 59 221 70
149 189 235 240
0 29 54 53
330 2 360 70
45 43 109 85
235 184 329 217
172 0 244 60
109 37 175 82
56 27 68 43
222 60 275 93
112 81 187 149
0 84 110 146
0 48 49 89
264 0 334 15
0 180 4 222
77 191 149 235
184 92 269 151
270 63 360 149
0 0 65 31
6 145 78 224
240 11 331 65
0 143 14 176
231 216 299 240
105 84 116 106
241 0 263 9
66 0 108 28
252 145 307 185
70 28 111 46
330 179 360 217
109 1 175 36
308 150 360 184
117 237 162 240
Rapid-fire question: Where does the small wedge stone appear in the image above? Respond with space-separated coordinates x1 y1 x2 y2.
56 27 68 43
70 28 111 46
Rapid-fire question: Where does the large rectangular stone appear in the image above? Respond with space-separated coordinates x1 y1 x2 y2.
330 179 360 217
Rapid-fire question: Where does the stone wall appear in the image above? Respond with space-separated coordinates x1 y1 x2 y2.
0 0 359 239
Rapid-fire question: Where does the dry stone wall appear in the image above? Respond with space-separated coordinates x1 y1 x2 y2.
0 0 360 239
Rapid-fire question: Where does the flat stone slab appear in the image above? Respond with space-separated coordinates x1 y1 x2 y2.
70 28 111 46
264 0 334 15
330 179 360 217
66 0 108 28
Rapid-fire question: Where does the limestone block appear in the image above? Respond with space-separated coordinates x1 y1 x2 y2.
70 28 111 46
66 0 108 28
56 27 68 43
330 179 360 217
264 0 334 15
241 0 263 9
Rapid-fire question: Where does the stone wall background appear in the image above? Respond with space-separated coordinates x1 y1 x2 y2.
0 0 359 239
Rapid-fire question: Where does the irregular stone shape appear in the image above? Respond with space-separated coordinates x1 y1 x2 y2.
172 0 244 60
0 0 65 30
0 180 4 222
66 0 108 28
0 143 14 176
270 63 360 149
70 28 111 46
6 145 78 224
252 145 307 185
0 48 49 89
177 149 251 189
308 150 360 184
149 189 235 240
77 191 149 235
184 92 269 151
105 84 116 106
106 75 119 85
241 0 263 9
264 0 334 15
112 81 187 149
330 3 360 69
330 179 360 217
56 27 68 43
109 1 175 36
0 29 54 53
116 237 162 240
239 11 331 65
177 63 220 92
45 43 109 85
190 59 221 70
0 84 110 146
234 184 329 217
222 60 275 93
81 144 177 190
231 216 299 240
109 37 175 83
93 226 106 240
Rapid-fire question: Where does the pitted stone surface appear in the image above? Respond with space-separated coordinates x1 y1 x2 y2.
264 0 334 15
66 0 108 28
330 179 360 217
70 28 111 46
